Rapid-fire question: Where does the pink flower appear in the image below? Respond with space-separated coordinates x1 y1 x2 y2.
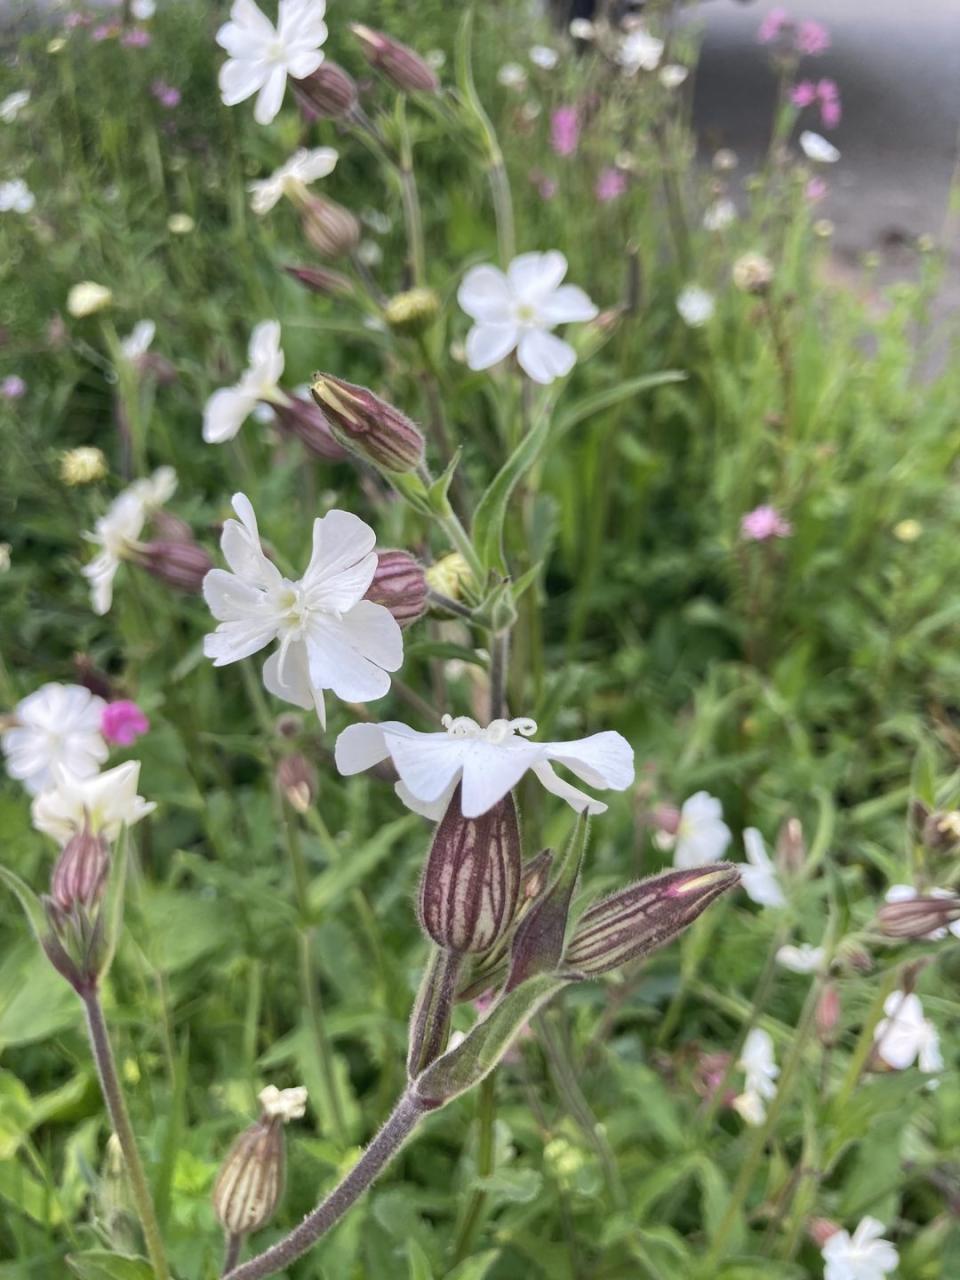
538 177 557 200
91 22 119 41
741 505 793 542
64 11 92 29
595 167 627 202
796 19 830 55
790 80 817 108
1 375 26 399
121 27 151 48
550 106 580 157
151 80 181 108
101 700 150 747
805 176 828 201
757 7 790 44
817 80 841 126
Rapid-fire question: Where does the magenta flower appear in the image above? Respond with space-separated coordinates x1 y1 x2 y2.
796 19 830 55
91 22 119 41
151 80 181 108
595 167 627 202
64 11 92 29
1 375 26 399
101 700 150 747
817 79 841 126
805 176 828 201
790 80 817 108
121 27 152 48
757 7 789 44
550 106 580 157
741 505 793 542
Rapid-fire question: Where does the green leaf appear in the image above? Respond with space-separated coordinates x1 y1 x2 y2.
0 941 81 1048
0 865 50 949
407 1239 434 1280
472 413 551 573
446 1252 501 1280
0 1153 62 1226
552 371 687 441
66 1251 154 1280
473 1166 543 1204
308 816 418 914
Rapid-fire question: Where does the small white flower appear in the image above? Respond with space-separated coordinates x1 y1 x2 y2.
733 1027 778 1125
670 792 731 869
458 251 597 385
2 683 108 796
0 90 30 122
216 0 328 126
676 284 715 328
821 1216 899 1280
68 281 112 317
425 49 446 71
658 64 688 89
529 45 559 70
31 761 156 845
740 828 786 908
131 0 156 18
120 319 156 362
703 198 737 231
248 146 338 215
81 468 175 614
569 18 595 40
617 28 664 74
0 178 34 213
357 239 383 268
497 63 527 90
874 991 943 1073
202 493 403 728
361 207 392 234
800 130 840 164
129 465 177 509
335 714 634 820
884 883 960 940
203 320 287 444
258 1084 308 1122
776 943 826 974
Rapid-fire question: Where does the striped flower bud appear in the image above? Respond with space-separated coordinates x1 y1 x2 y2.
564 864 739 976
271 393 349 462
349 24 439 94
876 892 960 939
300 194 360 259
292 61 358 119
364 550 427 628
815 981 840 1045
50 823 109 914
284 264 354 298
138 539 213 593
418 788 521 954
276 754 317 814
212 1086 306 1238
383 288 440 336
310 373 425 473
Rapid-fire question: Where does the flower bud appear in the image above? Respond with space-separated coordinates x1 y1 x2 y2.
775 816 806 876
276 754 317 813
425 552 473 601
732 252 775 295
212 1086 306 1238
349 24 439 93
292 60 358 118
310 373 425 473
808 1218 842 1249
921 808 960 853
60 446 108 486
383 288 440 336
50 824 109 914
300 194 360 259
815 981 840 1045
876 893 960 939
564 864 740 977
271 394 349 461
150 510 194 543
283 264 354 298
137 540 213 593
364 550 427 628
418 789 521 954
67 281 112 317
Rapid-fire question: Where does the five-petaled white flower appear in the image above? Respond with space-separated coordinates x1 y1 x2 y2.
202 493 402 727
248 146 338 215
617 27 664 74
884 883 960 940
821 1216 899 1280
2 683 107 796
873 991 943 1074
259 1084 308 1122
676 284 715 328
0 90 30 123
216 0 328 126
776 943 825 974
457 251 597 385
800 130 840 164
732 1027 778 1126
335 714 635 819
120 319 156 362
528 45 559 70
202 320 288 444
0 178 34 213
740 828 786 908
82 467 177 614
668 792 732 869
31 761 155 845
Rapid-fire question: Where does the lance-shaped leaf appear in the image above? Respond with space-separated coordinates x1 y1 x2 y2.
418 789 521 954
505 813 588 991
0 865 83 991
564 864 739 976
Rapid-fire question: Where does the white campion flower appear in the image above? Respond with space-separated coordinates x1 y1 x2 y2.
740 828 786 908
0 178 34 213
873 991 943 1073
703 198 737 232
67 281 112 317
776 943 825 974
732 1027 778 1126
216 0 328 126
496 63 527 90
248 146 338 215
884 883 960 940
335 714 635 820
669 792 731 869
529 45 559 70
617 28 664 74
258 1084 308 1122
676 284 715 328
0 90 30 122
31 761 155 845
81 467 176 614
131 0 156 19
821 1217 899 1280
120 319 156 362
458 251 598 385
658 64 688 89
1 683 108 796
202 320 287 444
202 494 402 727
800 130 840 164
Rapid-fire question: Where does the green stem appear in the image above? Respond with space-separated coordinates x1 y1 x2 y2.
450 1072 497 1264
486 155 516 268
396 99 427 287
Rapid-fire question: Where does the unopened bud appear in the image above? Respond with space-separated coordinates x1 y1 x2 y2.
425 552 473 601
564 864 740 976
419 788 521 953
300 194 360 259
835 939 873 974
311 373 425 473
60 446 107 486
350 24 439 93
808 1218 842 1249
876 892 960 939
271 394 349 461
922 808 960 853
138 540 213 593
775 816 806 876
383 288 440 336
50 824 109 914
732 252 774 295
815 981 840 1045
364 550 428 627
284 264 354 298
276 754 317 813
293 60 358 118
150 511 194 543
212 1086 306 1237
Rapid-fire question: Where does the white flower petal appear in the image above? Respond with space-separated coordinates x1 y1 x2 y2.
459 740 541 818
544 730 635 791
203 385 259 443
799 130 840 164
304 616 394 703
457 265 514 323
537 284 598 325
532 760 608 814
302 510 377 602
465 322 519 371
517 329 576 383
262 642 319 713
335 722 394 775
219 57 267 106
507 250 568 302
254 63 289 125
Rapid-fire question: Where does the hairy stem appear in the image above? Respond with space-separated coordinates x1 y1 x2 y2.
397 99 427 287
222 1232 243 1276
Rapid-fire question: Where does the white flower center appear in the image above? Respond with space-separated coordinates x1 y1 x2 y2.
514 301 538 327
267 36 287 63
441 714 538 744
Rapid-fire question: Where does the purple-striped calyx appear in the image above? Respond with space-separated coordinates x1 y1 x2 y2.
212 1086 307 1238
